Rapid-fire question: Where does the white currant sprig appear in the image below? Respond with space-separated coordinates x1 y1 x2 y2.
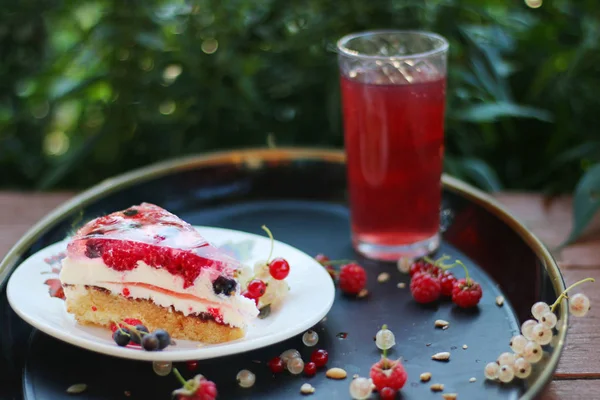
486 277 595 384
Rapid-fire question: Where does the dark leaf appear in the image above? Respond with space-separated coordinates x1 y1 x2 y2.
453 102 553 123
563 164 600 245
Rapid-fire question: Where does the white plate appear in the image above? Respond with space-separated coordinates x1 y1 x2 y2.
7 226 335 362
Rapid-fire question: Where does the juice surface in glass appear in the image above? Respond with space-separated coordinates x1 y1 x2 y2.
340 75 446 252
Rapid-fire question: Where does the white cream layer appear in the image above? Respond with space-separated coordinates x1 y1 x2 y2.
59 257 258 328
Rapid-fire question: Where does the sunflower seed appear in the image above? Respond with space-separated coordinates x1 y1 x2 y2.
430 383 445 392
420 372 432 382
442 394 458 400
496 296 505 306
326 367 347 379
66 384 87 394
377 272 390 283
300 383 315 394
435 320 449 328
432 352 451 361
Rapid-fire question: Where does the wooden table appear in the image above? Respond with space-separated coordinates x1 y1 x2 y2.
2 192 599 399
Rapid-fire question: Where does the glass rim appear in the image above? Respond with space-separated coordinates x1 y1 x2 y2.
336 30 449 61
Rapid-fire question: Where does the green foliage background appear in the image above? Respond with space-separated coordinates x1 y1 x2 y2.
1 0 599 229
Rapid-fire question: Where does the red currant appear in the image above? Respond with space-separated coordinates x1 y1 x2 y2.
247 279 267 298
304 361 317 376
310 349 329 368
338 263 367 294
379 387 397 399
267 356 285 374
186 360 198 371
269 258 290 280
242 291 259 306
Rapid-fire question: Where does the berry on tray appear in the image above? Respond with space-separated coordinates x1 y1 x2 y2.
369 358 407 391
410 272 441 304
451 278 483 308
172 369 217 400
485 277 595 385
310 349 329 368
267 356 285 374
338 263 367 295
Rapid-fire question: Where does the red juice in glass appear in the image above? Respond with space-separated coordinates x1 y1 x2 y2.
337 31 448 260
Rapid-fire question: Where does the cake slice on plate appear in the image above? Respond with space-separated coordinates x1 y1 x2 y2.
59 203 259 344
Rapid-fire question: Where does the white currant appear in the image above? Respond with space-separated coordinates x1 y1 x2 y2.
540 312 558 329
497 352 516 366
152 361 172 376
522 341 543 363
280 349 301 366
531 323 553 345
287 357 304 375
509 335 528 354
531 302 550 320
513 357 532 379
349 377 373 400
569 293 591 317
302 330 319 347
237 369 256 388
375 325 396 351
498 365 515 383
484 362 500 380
521 319 537 340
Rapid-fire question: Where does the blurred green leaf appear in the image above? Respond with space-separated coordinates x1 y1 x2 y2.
453 102 553 123
563 164 600 245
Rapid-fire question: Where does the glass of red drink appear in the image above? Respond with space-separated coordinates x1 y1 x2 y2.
337 31 448 261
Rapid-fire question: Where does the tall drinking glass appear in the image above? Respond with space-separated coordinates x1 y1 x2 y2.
337 31 448 261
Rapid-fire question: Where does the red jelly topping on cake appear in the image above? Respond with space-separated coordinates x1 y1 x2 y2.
67 203 240 289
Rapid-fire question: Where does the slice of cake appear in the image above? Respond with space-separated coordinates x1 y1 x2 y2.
59 203 259 344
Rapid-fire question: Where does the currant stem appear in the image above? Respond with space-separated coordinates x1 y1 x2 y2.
261 225 274 262
550 277 595 312
320 259 355 266
455 260 470 282
173 368 192 390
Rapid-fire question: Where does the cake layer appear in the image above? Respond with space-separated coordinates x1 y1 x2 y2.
65 285 244 343
60 257 258 328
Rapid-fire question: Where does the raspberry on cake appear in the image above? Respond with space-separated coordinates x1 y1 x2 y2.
59 203 259 344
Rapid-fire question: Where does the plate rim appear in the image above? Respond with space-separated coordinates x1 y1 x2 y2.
0 147 566 398
6 225 335 362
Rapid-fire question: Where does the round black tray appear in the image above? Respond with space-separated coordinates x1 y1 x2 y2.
0 149 565 400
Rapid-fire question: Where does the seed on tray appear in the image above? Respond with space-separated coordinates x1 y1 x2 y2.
462 344 468 350
397 282 406 289
300 383 315 395
420 372 432 382
66 384 87 394
432 352 451 361
443 394 458 400
326 367 347 380
469 377 476 383
378 272 390 283
358 289 369 298
430 383 444 392
496 296 505 306
435 320 449 328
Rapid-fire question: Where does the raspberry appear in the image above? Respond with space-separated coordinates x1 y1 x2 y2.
369 358 407 391
379 387 397 400
338 263 367 294
409 260 440 277
410 272 441 303
439 270 457 297
451 278 483 308
195 379 218 400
